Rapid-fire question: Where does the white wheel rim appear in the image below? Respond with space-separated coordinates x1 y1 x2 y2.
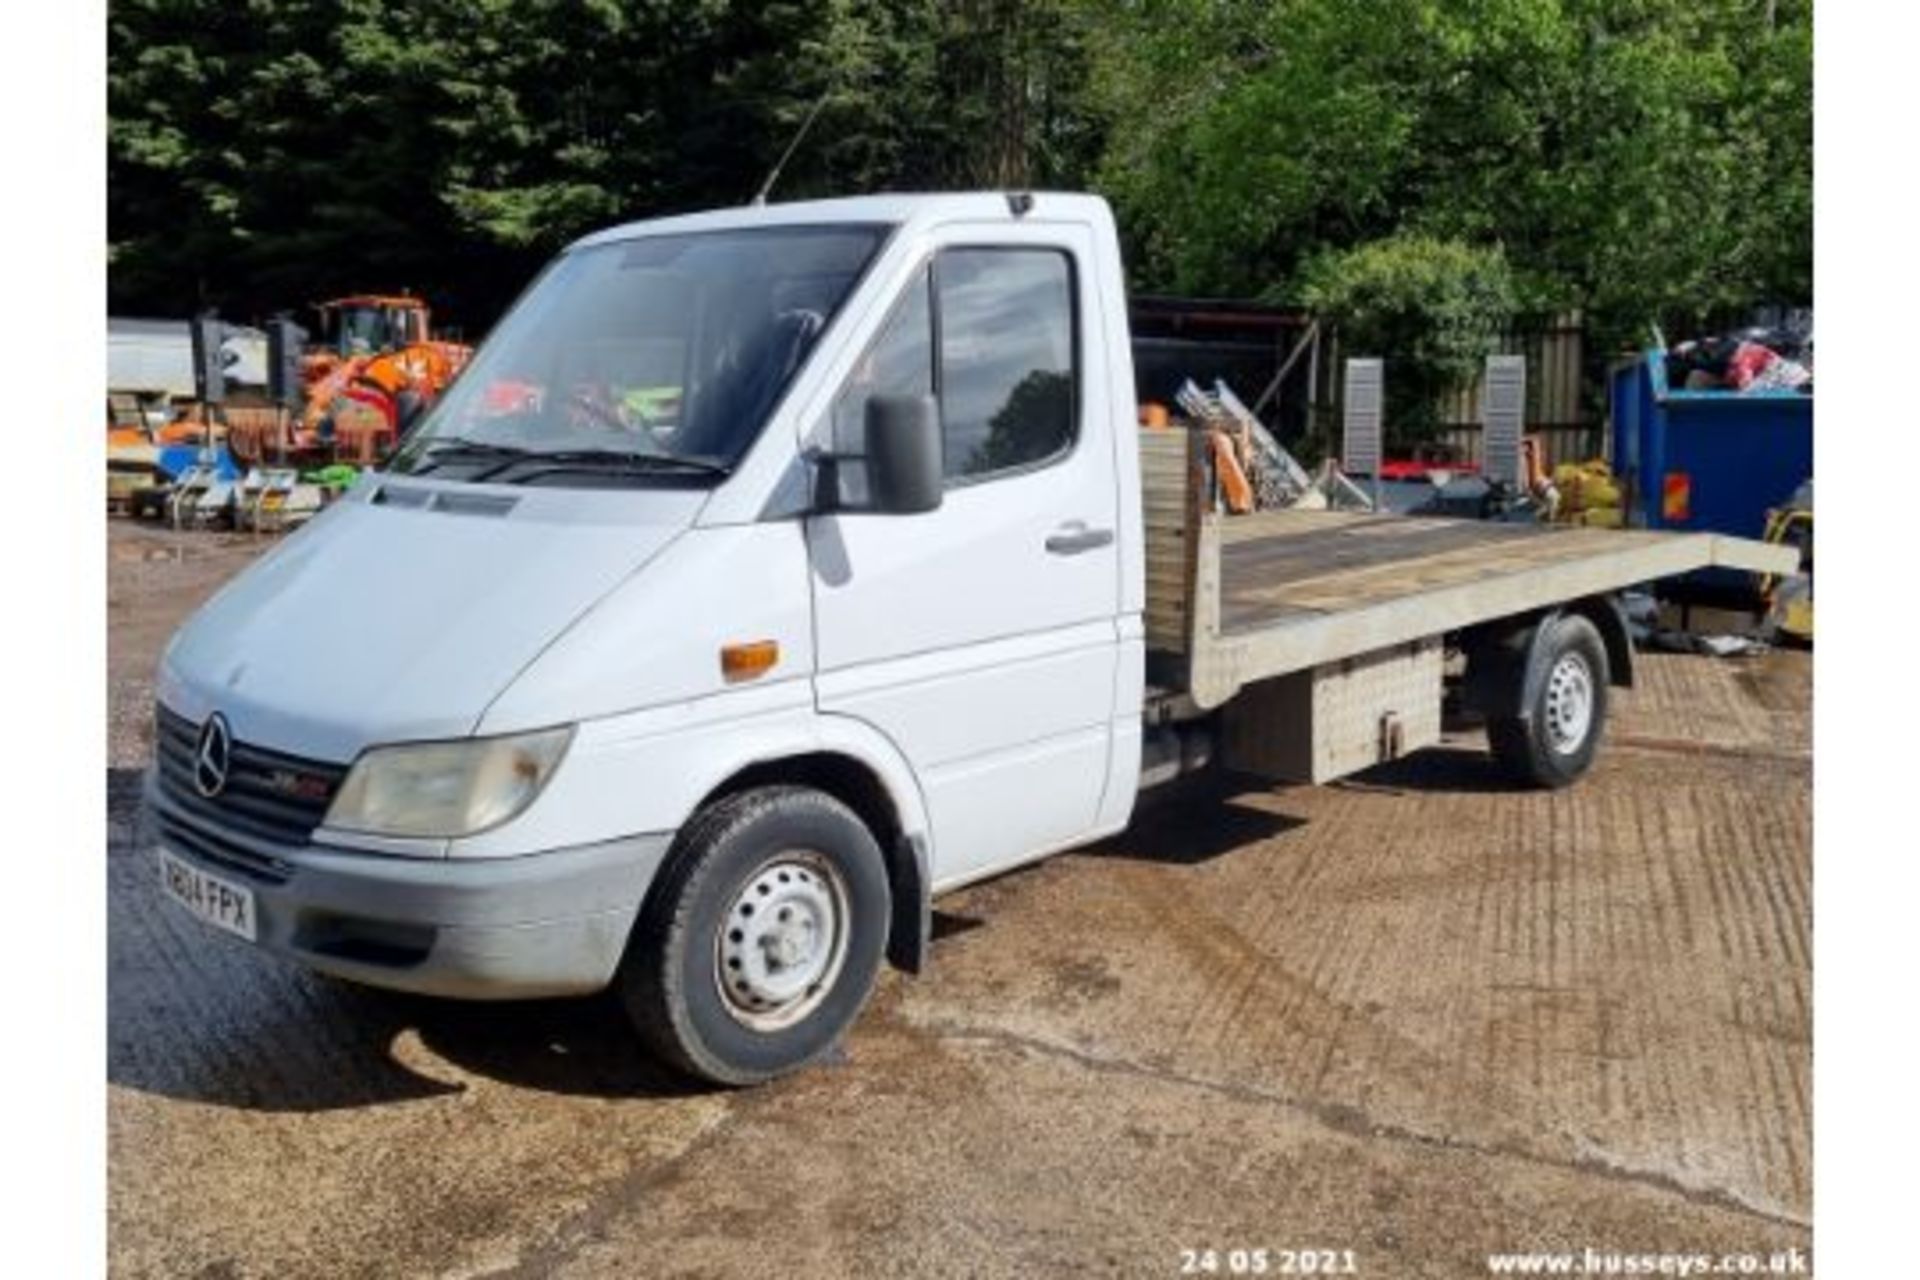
714 852 850 1032
1543 652 1595 755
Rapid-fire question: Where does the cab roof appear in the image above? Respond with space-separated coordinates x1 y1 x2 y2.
568 191 1115 253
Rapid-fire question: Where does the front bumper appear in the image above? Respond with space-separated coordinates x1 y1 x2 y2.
143 775 673 999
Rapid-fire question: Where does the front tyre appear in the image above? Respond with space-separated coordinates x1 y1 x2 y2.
1487 613 1610 789
618 786 890 1086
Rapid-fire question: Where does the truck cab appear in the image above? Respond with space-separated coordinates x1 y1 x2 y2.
152 194 1144 1083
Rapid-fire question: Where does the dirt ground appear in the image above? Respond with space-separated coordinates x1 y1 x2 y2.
107 519 1812 1279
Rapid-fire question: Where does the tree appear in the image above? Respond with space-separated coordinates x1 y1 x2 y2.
108 0 1108 329
1083 0 1812 350
109 0 1809 365
1299 235 1517 440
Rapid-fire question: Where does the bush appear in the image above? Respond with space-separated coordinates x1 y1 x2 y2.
1298 235 1517 443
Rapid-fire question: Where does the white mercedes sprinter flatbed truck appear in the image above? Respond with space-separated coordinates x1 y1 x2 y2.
148 193 1796 1084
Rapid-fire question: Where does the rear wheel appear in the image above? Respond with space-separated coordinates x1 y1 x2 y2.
618 786 890 1086
1487 613 1609 788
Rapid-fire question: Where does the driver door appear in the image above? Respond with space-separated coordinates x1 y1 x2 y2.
808 229 1121 886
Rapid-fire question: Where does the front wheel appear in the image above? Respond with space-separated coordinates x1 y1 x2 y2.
1487 613 1610 789
618 786 891 1086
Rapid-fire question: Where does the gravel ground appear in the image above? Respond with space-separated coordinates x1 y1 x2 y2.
107 518 1813 1278
107 525 267 769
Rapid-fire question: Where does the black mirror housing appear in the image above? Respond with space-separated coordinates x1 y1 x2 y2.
864 394 944 515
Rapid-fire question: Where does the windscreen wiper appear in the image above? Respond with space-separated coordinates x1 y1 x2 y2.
481 449 732 484
399 439 535 475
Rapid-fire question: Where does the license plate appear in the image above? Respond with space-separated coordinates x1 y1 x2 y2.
158 848 257 942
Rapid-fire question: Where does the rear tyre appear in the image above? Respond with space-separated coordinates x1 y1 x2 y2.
618 785 890 1086
1487 613 1609 789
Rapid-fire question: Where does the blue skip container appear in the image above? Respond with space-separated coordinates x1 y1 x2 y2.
1608 349 1812 547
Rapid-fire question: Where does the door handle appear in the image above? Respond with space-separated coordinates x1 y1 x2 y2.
1045 522 1115 555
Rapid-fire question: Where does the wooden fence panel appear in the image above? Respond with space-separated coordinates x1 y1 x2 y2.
1431 310 1600 466
1301 310 1606 469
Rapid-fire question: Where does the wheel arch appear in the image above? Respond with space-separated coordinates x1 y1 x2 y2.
1459 594 1632 721
1563 594 1635 690
663 744 933 976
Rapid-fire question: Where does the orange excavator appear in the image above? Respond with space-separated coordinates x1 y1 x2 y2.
227 293 472 468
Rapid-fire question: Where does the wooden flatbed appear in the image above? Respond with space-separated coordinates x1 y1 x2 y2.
1138 429 1798 710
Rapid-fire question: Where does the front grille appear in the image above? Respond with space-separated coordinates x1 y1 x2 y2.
154 705 348 848
154 808 293 885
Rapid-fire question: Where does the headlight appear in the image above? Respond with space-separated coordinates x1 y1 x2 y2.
325 727 573 838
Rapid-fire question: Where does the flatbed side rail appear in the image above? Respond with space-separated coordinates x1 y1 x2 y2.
1182 510 1797 711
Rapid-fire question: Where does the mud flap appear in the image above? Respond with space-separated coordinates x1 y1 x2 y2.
887 833 932 975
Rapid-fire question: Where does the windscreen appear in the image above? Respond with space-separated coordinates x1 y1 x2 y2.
335 306 396 355
389 224 888 487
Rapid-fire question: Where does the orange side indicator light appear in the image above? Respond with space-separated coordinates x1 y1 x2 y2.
721 640 780 683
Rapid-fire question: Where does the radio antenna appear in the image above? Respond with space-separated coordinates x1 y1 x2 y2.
752 90 831 206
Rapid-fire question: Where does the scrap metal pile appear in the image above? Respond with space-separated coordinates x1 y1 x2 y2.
1152 378 1374 515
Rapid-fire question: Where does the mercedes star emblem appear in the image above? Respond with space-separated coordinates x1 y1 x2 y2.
193 713 232 798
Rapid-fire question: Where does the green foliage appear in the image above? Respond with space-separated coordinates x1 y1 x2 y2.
1300 235 1517 437
108 0 1810 358
1084 0 1812 350
107 0 1104 326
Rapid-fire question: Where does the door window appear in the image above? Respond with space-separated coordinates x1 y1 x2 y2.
935 249 1077 481
829 247 1078 490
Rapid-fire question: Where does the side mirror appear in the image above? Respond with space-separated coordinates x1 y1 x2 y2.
864 394 944 515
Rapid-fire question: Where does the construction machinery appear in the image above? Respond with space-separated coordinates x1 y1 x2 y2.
225 294 472 469
304 294 471 459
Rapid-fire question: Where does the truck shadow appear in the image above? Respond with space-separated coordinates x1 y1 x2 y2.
930 909 987 942
1087 775 1308 865
1340 744 1535 795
